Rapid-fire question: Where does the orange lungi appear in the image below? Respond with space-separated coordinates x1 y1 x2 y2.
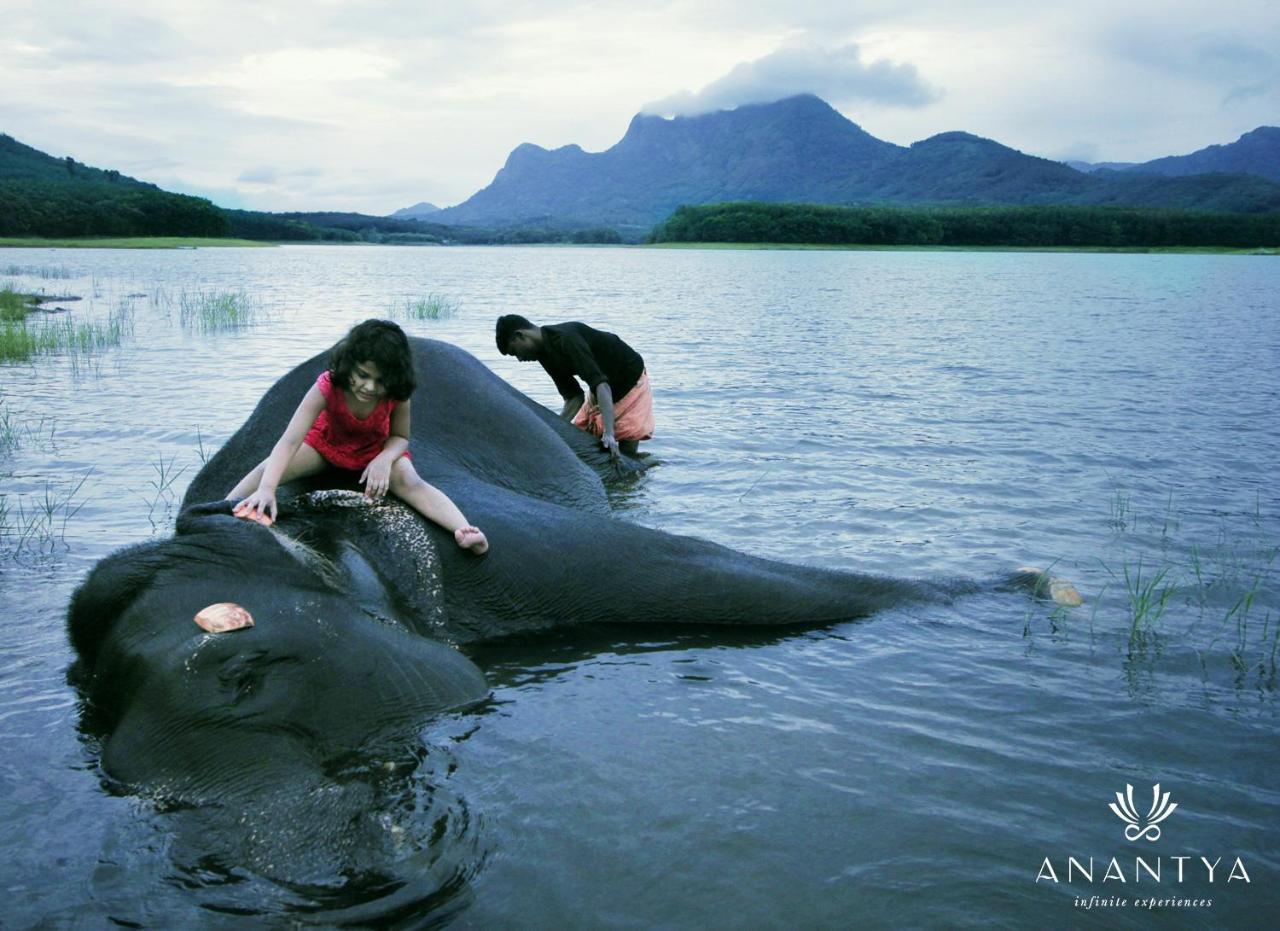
573 369 654 442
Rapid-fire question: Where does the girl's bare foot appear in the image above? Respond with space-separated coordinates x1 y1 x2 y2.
454 525 489 555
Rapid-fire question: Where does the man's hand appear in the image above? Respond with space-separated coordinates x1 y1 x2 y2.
560 393 585 421
601 432 621 461
360 455 393 499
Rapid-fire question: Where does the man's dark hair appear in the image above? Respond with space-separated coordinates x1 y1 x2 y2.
495 314 537 355
330 319 417 401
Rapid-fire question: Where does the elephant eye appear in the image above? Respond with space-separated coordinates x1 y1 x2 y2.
215 650 295 705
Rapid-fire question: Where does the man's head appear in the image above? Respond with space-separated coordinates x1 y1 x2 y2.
495 314 542 361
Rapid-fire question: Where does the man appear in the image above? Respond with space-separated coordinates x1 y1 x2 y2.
495 315 654 460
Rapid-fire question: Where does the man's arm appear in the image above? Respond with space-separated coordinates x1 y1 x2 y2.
540 356 586 419
595 382 620 460
559 393 585 420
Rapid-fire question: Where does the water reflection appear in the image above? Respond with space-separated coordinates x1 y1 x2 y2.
2 245 1278 926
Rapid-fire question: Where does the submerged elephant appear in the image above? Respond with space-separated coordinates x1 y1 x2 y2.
67 337 1062 915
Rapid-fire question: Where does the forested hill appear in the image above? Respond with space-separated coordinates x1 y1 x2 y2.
0 133 155 187
431 95 1280 231
0 132 228 237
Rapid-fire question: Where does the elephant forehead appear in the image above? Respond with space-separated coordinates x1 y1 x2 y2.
101 607 487 789
119 584 484 724
286 492 449 637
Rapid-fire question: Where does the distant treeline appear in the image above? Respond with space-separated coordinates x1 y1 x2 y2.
648 202 1280 248
225 210 624 245
0 180 230 238
0 182 628 244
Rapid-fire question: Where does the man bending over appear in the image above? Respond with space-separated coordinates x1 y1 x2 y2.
495 315 654 461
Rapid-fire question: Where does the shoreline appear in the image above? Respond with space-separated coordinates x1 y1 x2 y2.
644 242 1280 255
2 236 1275 255
0 236 273 249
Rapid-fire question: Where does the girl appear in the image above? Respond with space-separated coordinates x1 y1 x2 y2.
226 319 489 554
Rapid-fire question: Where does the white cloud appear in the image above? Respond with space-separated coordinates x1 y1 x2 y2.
0 1 1276 213
642 42 940 117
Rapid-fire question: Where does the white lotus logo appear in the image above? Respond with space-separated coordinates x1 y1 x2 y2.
1109 784 1178 842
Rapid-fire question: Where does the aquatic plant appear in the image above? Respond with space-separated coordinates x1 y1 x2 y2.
0 404 13 455
0 472 91 558
178 289 259 332
0 401 56 456
1120 557 1174 645
0 287 32 323
1030 487 1277 698
0 320 42 361
139 453 188 531
0 305 133 363
1108 488 1132 532
389 293 458 321
1 264 73 279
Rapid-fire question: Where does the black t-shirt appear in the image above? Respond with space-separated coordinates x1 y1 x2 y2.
538 322 644 401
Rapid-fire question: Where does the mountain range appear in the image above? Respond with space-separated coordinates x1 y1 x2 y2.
391 201 441 219
1067 126 1280 181
428 95 1280 232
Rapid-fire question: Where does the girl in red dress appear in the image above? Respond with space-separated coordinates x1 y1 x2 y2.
225 319 488 554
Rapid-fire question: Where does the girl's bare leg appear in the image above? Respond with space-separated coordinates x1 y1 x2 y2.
388 458 489 554
225 443 329 501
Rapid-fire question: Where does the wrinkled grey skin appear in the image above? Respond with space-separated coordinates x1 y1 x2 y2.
68 338 1021 917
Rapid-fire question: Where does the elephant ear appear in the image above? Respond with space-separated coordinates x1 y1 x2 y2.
67 538 175 668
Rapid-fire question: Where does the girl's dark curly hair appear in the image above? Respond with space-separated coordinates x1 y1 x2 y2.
329 319 417 401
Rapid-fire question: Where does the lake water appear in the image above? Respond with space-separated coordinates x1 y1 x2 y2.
1 244 1276 927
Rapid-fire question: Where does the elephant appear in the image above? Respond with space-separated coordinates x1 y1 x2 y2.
66 337 1065 918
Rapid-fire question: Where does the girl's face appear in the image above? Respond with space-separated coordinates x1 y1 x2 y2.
349 359 387 404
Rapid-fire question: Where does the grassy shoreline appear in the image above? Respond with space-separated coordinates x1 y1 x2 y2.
645 241 1280 255
0 236 273 249
2 236 1274 255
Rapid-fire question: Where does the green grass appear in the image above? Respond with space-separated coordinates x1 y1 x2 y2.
1117 558 1174 645
0 305 133 363
644 242 1280 255
389 293 458 320
178 289 260 331
0 287 32 322
0 237 271 249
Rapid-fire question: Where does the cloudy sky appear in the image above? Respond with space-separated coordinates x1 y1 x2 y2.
3 1 1276 214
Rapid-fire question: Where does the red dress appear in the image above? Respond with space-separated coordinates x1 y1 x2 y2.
303 371 409 471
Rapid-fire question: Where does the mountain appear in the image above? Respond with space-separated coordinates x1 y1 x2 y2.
1063 160 1137 174
432 96 1280 231
1127 127 1280 182
1064 127 1280 182
434 95 901 229
391 201 441 219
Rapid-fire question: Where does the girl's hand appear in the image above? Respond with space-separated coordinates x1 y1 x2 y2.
234 488 278 524
361 456 392 499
